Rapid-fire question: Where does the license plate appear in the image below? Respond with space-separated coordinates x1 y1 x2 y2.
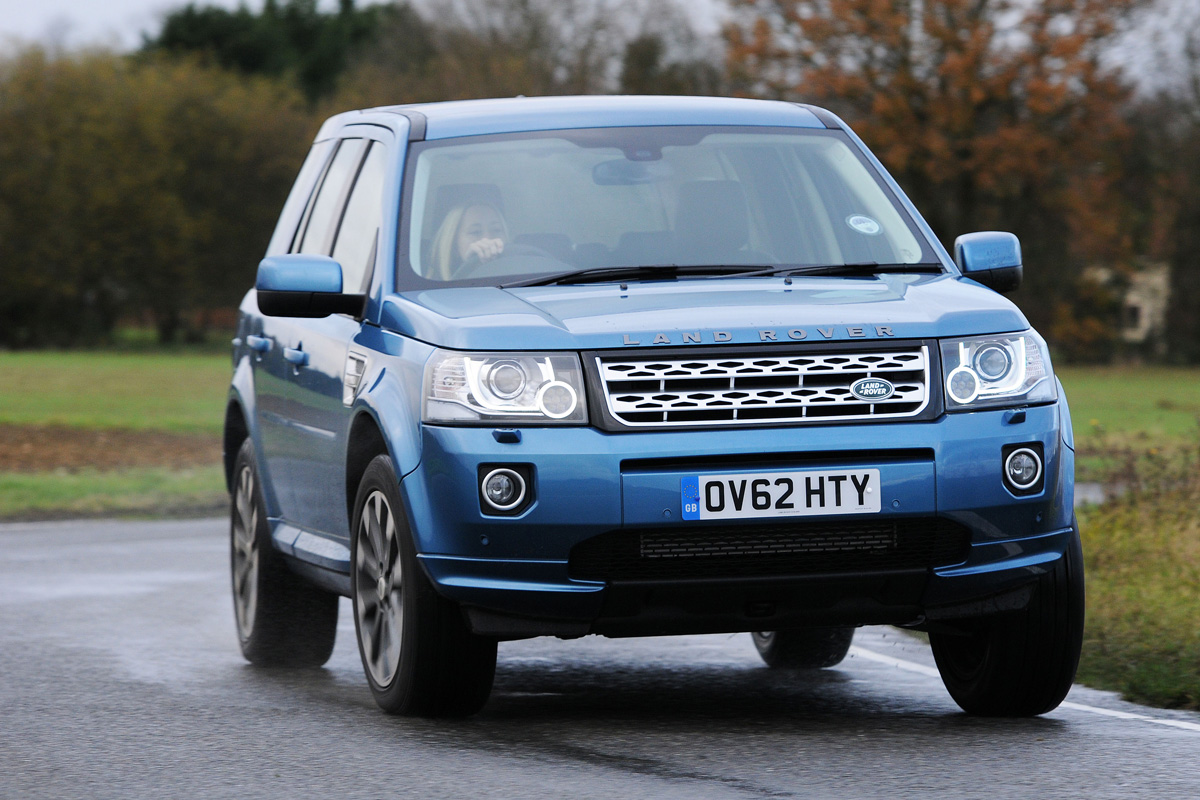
681 469 881 521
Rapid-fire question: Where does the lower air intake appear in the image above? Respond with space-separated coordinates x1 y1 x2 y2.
568 517 971 581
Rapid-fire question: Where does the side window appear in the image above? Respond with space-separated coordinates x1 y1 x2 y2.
296 139 365 256
269 140 333 256
331 142 388 295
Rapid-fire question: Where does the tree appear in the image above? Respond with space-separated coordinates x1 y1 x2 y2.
726 0 1142 357
331 0 717 108
0 46 313 346
143 0 393 102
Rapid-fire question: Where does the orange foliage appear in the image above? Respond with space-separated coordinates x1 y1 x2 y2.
725 0 1136 264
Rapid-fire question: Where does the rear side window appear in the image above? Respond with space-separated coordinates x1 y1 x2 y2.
332 142 388 295
296 139 365 256
267 140 333 257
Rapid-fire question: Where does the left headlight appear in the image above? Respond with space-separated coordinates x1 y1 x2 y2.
940 331 1056 410
423 350 588 425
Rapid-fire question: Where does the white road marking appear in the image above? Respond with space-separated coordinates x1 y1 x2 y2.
849 645 1200 733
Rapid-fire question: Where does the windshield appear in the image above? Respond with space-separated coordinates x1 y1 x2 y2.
398 126 937 287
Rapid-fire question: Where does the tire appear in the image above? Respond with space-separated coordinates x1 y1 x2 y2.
230 439 338 667
351 455 497 717
929 523 1085 716
752 626 855 669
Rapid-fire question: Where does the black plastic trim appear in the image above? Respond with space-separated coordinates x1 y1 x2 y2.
256 290 366 319
388 109 427 141
620 448 935 473
1001 442 1045 496
794 103 842 130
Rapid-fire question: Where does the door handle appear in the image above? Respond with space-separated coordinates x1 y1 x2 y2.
246 335 272 353
283 347 309 367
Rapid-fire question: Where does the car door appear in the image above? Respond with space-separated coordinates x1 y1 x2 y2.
262 128 392 538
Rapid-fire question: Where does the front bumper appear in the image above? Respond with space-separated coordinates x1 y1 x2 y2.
402 402 1074 637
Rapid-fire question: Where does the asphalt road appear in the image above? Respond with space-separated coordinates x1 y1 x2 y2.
2 518 1197 800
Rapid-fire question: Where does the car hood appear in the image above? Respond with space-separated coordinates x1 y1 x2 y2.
379 274 1029 351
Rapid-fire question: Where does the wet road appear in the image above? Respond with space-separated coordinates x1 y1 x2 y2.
1 517 1197 800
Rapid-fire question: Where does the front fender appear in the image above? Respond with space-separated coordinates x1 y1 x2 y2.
351 327 435 478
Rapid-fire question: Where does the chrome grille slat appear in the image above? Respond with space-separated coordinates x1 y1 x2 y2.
597 347 930 427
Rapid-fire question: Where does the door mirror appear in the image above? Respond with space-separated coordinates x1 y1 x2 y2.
954 231 1022 293
255 254 365 318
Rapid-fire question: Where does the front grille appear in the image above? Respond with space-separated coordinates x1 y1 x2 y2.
568 518 971 581
596 347 929 427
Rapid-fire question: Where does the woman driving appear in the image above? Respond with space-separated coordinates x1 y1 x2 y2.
430 202 508 280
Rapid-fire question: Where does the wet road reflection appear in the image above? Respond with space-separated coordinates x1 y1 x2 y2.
2 518 1197 800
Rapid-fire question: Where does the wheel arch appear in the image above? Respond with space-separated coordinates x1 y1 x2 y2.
223 396 251 493
346 409 392 526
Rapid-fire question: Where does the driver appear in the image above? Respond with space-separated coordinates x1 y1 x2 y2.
430 202 508 280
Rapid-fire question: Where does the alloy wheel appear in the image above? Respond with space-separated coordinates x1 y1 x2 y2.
355 490 403 687
231 464 260 640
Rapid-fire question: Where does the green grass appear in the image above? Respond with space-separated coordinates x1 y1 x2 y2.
0 466 227 520
1058 366 1200 450
0 351 230 434
1075 450 1200 709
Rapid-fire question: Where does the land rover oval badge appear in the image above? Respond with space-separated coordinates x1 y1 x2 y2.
850 377 895 402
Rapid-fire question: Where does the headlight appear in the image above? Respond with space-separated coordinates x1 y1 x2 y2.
940 332 1056 410
423 350 588 424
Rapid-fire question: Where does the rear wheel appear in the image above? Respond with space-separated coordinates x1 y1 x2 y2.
230 439 338 667
351 455 497 716
930 524 1085 716
752 626 855 669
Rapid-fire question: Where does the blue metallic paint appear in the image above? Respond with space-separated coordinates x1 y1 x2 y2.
228 96 1076 638
257 254 345 294
381 275 1028 352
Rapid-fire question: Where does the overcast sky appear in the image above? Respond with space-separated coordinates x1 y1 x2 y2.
0 0 1194 97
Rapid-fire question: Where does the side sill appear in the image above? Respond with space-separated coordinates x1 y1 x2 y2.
270 519 351 573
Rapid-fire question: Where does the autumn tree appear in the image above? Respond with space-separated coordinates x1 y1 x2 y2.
332 0 717 108
726 0 1142 358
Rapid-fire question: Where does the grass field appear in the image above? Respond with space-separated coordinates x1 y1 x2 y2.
1075 450 1200 709
1057 366 1200 452
0 466 227 520
0 351 229 434
0 350 231 520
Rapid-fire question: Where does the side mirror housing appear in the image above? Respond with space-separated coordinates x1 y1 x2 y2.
954 231 1023 293
255 254 365 318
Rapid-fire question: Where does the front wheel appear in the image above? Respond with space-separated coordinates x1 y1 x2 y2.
351 455 497 716
752 627 855 669
930 524 1085 716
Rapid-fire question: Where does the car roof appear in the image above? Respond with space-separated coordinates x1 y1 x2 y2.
318 95 830 141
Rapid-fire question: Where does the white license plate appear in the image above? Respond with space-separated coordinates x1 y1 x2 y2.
681 469 881 521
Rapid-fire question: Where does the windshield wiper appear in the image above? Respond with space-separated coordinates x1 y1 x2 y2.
499 264 776 288
499 261 944 289
771 262 945 278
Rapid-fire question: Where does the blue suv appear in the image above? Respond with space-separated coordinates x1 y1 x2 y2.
225 96 1082 718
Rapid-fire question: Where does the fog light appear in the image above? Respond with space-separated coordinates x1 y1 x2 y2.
481 468 526 512
1004 447 1042 491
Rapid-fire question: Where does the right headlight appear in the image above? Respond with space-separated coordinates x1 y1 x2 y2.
940 331 1057 410
423 349 588 425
